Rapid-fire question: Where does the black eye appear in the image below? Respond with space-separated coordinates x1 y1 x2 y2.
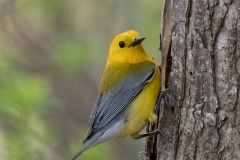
119 41 125 48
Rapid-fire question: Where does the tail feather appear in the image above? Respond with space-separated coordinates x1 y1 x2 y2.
72 138 95 160
72 120 124 159
71 131 104 160
72 147 86 160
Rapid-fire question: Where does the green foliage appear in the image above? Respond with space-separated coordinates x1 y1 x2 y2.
4 114 54 160
0 64 50 116
0 55 53 160
54 39 92 73
6 131 29 160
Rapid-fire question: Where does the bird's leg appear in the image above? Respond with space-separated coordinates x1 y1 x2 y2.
133 129 161 139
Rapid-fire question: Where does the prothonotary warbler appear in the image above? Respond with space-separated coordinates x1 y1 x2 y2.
72 30 161 160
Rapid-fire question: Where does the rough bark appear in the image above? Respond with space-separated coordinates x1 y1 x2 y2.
145 0 240 159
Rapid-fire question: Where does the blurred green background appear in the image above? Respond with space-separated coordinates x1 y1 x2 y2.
0 0 163 160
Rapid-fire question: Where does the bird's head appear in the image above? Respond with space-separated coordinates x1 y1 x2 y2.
107 30 148 64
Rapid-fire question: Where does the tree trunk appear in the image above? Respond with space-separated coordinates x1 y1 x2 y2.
145 0 240 159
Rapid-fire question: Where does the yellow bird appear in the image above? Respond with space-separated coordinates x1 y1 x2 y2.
72 30 161 160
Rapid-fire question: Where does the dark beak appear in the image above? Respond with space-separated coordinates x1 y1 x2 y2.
129 36 145 47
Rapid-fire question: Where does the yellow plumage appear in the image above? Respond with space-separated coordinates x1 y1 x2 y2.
102 30 160 138
119 66 160 138
72 30 161 160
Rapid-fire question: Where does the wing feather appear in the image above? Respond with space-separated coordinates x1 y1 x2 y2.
85 62 156 139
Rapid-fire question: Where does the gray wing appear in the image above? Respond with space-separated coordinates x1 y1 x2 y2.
85 63 156 140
